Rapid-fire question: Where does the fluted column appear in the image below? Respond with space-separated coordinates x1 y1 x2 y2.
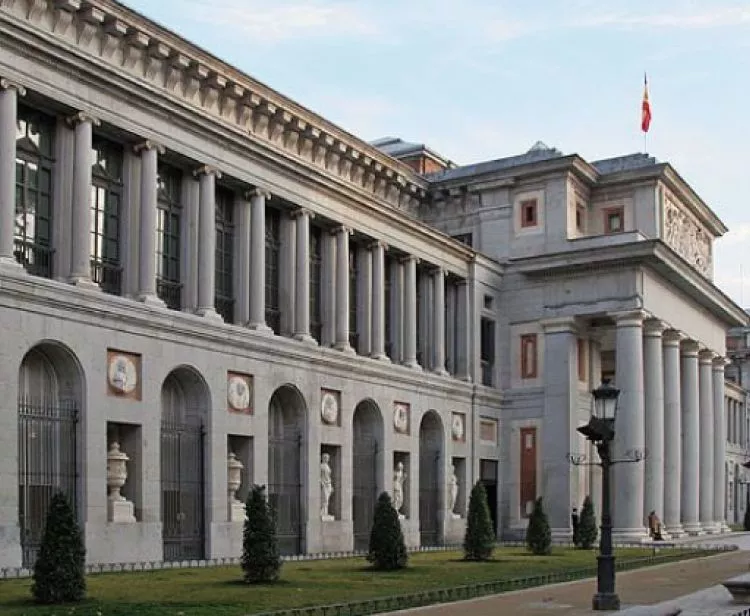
699 350 716 533
662 331 684 537
456 279 471 381
432 267 448 376
293 208 315 344
612 310 648 540
249 188 271 332
370 240 388 361
680 340 701 535
334 226 353 352
402 255 420 369
68 112 101 287
135 141 165 306
194 166 222 320
713 357 728 532
643 320 665 525
0 79 25 268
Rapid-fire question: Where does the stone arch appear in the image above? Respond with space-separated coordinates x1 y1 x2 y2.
419 410 444 547
17 341 84 568
268 384 307 555
160 365 210 561
352 398 384 551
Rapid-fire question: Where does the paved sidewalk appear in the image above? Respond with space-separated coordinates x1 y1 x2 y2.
394 550 749 616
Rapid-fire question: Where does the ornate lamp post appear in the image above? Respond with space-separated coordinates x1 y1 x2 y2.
570 380 644 612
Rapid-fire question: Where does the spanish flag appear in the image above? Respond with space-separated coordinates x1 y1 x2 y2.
641 73 652 133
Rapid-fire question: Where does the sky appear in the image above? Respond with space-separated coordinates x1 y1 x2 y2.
125 0 750 309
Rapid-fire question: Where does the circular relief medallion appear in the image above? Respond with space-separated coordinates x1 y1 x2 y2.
108 355 137 395
393 404 408 433
227 376 251 411
451 414 465 441
321 392 339 425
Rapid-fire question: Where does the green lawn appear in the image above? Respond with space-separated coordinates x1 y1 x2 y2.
0 547 709 616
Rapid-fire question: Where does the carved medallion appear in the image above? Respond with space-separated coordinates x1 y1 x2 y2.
452 413 465 441
107 354 138 395
227 374 252 413
393 402 409 434
321 390 339 425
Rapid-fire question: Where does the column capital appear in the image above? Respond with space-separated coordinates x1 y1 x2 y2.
712 356 731 370
699 349 717 365
193 164 222 179
400 254 420 266
662 329 686 347
680 339 701 357
540 316 578 334
65 110 101 128
291 207 314 220
368 239 388 251
247 186 271 200
133 139 165 155
332 224 352 236
612 309 647 327
0 78 26 96
643 318 667 337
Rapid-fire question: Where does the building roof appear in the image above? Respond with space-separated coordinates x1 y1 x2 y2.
369 137 456 169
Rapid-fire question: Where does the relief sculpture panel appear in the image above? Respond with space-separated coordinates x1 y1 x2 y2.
663 197 712 278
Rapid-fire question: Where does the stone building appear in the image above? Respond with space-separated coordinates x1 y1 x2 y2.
726 317 750 525
0 0 747 569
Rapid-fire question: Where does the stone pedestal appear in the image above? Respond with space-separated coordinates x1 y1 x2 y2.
108 499 136 524
444 514 466 545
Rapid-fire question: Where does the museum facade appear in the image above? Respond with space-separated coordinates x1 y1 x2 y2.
0 0 747 569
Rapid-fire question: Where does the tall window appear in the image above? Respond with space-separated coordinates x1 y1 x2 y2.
349 247 358 350
15 107 54 278
520 333 538 379
265 209 281 334
215 188 234 323
90 137 123 295
309 226 322 343
480 317 495 386
156 164 182 310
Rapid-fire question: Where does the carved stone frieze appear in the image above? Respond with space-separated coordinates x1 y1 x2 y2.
663 197 712 277
0 0 427 211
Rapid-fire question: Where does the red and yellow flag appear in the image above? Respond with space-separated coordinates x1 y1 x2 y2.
641 73 652 133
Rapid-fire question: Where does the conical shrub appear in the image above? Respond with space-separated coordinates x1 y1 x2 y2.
525 496 552 555
577 496 598 549
463 481 495 560
367 491 408 570
241 485 282 583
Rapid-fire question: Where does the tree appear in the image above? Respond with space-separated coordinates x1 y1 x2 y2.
525 497 552 556
577 496 598 549
241 485 282 583
744 492 750 532
463 481 495 560
32 491 86 604
368 491 408 570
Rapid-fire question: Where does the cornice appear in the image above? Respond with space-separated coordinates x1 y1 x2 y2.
0 0 427 211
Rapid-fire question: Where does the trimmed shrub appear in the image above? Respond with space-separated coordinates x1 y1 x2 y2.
242 484 282 583
463 481 495 561
368 491 408 570
577 496 598 549
32 491 86 604
525 496 552 556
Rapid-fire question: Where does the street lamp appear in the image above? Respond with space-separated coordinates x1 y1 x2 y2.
570 380 644 612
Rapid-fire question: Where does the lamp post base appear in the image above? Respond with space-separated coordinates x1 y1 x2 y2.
592 592 621 611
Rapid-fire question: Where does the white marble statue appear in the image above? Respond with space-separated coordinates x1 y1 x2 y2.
449 464 460 519
320 453 334 521
393 461 406 517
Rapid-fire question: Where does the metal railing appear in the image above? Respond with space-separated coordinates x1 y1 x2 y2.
14 239 53 278
156 278 182 310
90 259 122 296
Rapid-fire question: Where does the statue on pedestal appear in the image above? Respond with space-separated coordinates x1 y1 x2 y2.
106 442 136 523
393 461 407 518
227 452 246 522
320 453 334 521
449 464 460 519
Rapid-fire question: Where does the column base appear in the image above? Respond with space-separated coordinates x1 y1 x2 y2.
592 592 621 611
611 527 650 543
664 523 685 538
682 521 704 536
370 352 391 362
138 293 165 308
247 322 273 335
721 523 732 533
0 256 24 273
403 360 423 371
432 367 449 377
334 341 356 354
550 528 573 542
196 307 224 322
68 275 101 291
294 333 318 345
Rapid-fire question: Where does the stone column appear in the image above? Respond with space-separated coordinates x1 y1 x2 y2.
135 141 165 306
370 240 388 361
293 208 315 344
357 243 372 355
248 188 271 332
713 357 728 532
662 331 684 537
68 112 101 287
389 258 403 363
612 310 648 540
643 320 665 526
0 79 25 268
456 279 471 381
432 267 448 376
234 193 252 325
333 226 353 352
402 255 420 369
699 350 716 533
194 166 222 320
680 340 702 535
446 281 457 375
